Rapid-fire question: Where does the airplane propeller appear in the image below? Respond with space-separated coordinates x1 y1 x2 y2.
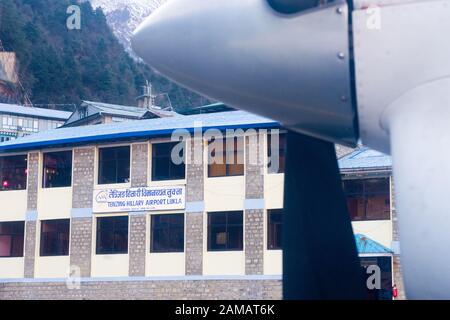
132 0 450 299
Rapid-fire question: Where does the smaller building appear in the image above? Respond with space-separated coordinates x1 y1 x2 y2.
63 100 180 127
0 103 71 142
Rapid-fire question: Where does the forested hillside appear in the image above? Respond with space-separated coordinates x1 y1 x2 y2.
0 0 209 109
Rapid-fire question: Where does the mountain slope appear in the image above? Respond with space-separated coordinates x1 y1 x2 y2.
90 0 166 59
0 0 208 109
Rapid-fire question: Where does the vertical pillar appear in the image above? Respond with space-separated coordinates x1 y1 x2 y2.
391 176 406 299
70 147 95 277
129 143 149 277
24 152 39 278
185 138 204 275
245 132 264 275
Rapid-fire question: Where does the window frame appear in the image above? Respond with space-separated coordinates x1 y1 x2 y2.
207 211 244 252
207 136 245 178
0 221 25 258
151 142 186 182
97 145 131 185
0 154 28 192
39 219 70 257
343 177 391 222
150 213 185 253
42 150 73 189
267 209 283 250
95 216 129 255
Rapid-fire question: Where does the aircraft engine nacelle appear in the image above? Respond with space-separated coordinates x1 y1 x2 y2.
132 0 450 299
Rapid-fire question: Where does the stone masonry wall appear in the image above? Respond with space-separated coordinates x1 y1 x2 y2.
24 221 36 278
245 210 264 275
72 147 95 208
245 133 264 274
70 147 96 278
129 215 147 277
0 279 282 300
186 138 204 203
185 212 203 275
131 143 148 188
69 218 92 277
128 143 149 276
26 153 39 210
185 138 204 275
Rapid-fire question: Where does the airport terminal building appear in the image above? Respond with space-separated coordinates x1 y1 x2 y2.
0 110 404 299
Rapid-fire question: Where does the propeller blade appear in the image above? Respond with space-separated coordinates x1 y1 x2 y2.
283 130 366 299
132 0 358 146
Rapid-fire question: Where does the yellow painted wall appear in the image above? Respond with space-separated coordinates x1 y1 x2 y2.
203 251 245 275
264 174 284 209
352 220 393 248
0 190 27 221
34 256 70 278
37 187 72 219
204 176 245 211
0 258 24 278
264 250 282 275
146 253 185 276
91 254 129 277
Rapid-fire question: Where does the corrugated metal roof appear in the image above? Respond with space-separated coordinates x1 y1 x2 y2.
0 110 279 152
338 147 392 170
83 101 148 118
355 234 393 254
0 103 72 120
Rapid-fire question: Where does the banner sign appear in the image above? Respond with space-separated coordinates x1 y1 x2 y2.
93 186 185 213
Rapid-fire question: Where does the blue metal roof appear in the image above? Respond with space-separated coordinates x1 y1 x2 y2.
338 147 392 170
0 110 279 152
0 103 71 120
355 234 393 254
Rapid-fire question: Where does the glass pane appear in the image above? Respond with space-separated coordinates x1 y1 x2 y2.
0 155 28 191
43 151 72 188
227 225 243 250
98 147 130 184
153 157 170 181
0 235 12 257
151 214 184 252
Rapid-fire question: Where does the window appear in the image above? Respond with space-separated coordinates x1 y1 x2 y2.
0 155 27 191
40 219 70 256
152 142 185 181
268 133 286 174
267 209 282 250
343 178 391 221
96 216 128 254
150 214 184 253
0 221 24 257
208 137 244 177
98 146 130 184
208 211 243 251
43 151 72 188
